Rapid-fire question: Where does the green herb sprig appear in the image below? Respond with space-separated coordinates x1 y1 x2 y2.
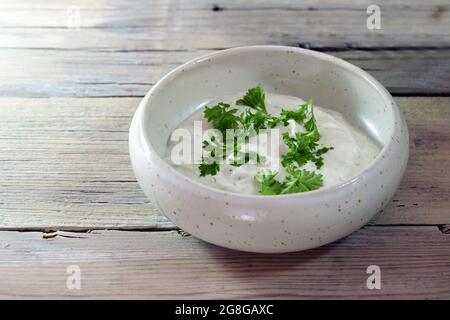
199 86 333 195
255 166 323 195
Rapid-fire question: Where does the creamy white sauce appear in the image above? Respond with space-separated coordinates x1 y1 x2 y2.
165 93 380 195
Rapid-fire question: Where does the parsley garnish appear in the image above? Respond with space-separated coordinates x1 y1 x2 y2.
203 102 240 134
199 161 220 177
199 135 224 176
281 165 323 194
198 86 333 194
239 109 281 133
199 133 265 176
255 170 283 195
280 103 308 125
255 167 323 195
236 86 267 112
280 99 333 170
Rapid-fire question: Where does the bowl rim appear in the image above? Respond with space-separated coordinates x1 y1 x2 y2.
137 45 401 199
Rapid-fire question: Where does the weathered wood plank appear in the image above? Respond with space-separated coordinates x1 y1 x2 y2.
1 0 449 97
0 98 165 230
0 49 449 97
0 97 448 229
0 0 449 49
374 97 450 225
0 227 448 299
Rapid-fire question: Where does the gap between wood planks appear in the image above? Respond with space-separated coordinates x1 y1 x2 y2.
0 225 448 299
2 46 449 96
3 47 446 97
3 45 450 53
0 225 448 239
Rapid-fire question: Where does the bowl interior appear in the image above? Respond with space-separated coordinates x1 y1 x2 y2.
142 47 393 158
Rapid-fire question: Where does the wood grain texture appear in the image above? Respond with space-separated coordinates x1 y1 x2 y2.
1 48 449 97
0 98 167 230
0 97 448 230
0 0 449 300
0 0 449 97
1 0 449 48
0 227 448 299
375 97 450 225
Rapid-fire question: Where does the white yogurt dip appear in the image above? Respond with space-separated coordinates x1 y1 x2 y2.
165 93 380 195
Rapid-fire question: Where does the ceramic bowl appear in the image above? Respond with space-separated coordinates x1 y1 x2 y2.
129 46 408 253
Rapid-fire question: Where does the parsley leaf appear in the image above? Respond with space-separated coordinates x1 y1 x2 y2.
199 161 220 177
240 109 268 133
303 99 320 142
280 99 333 170
239 109 281 133
236 86 267 112
255 170 283 195
200 132 265 174
255 167 323 195
199 135 225 176
281 131 317 168
281 132 333 170
200 87 333 185
280 103 308 125
310 146 334 169
280 166 323 194
203 102 240 134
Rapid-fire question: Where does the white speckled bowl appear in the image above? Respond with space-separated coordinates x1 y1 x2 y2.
129 46 408 253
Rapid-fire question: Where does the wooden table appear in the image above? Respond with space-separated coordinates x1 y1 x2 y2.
0 0 449 299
